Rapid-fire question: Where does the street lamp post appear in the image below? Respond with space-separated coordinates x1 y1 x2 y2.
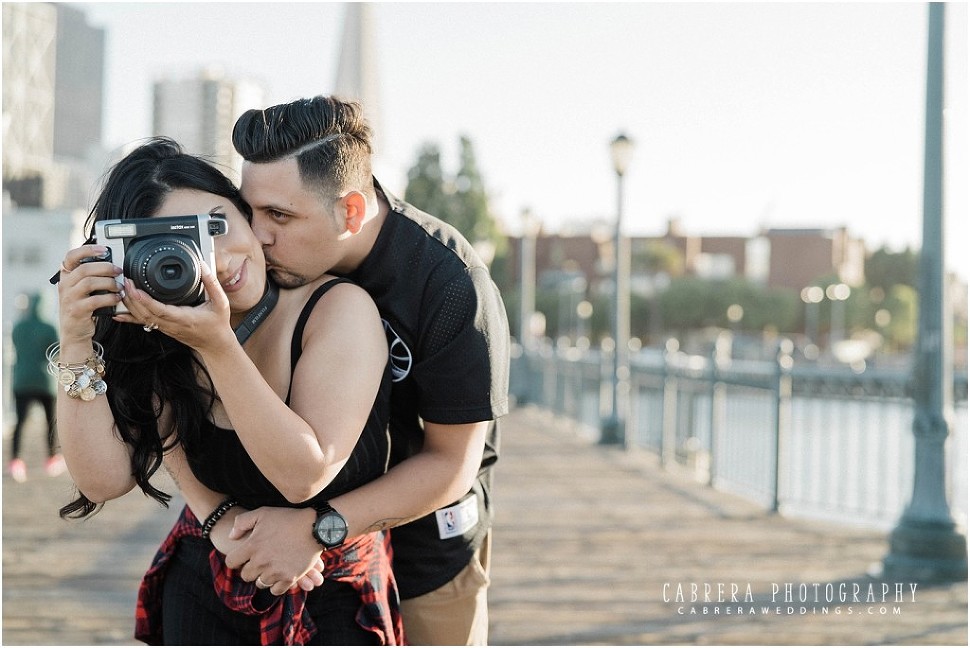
882 2 967 581
601 132 634 445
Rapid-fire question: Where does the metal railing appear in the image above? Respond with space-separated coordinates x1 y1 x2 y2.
511 339 969 530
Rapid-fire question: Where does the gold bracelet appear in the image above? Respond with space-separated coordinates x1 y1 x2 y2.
46 343 107 401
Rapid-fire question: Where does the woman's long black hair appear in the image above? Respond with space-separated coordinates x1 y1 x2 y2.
59 137 252 519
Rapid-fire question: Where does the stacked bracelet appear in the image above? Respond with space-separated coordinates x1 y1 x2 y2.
46 343 107 401
200 498 238 540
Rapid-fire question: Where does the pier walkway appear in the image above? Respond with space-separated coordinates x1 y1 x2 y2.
2 406 967 645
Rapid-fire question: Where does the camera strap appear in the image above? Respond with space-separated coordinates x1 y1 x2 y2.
234 278 279 345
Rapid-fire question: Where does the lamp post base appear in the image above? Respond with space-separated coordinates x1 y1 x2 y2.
599 416 624 446
880 520 967 582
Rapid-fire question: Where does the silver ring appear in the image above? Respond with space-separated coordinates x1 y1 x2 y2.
143 323 158 332
255 576 270 589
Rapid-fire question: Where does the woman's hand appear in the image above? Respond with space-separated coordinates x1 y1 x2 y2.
210 506 325 595
260 557 326 596
225 507 327 595
56 244 124 345
114 263 236 353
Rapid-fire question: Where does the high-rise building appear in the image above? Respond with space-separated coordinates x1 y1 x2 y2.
2 3 57 207
52 3 105 160
51 3 107 210
2 2 105 209
152 69 263 182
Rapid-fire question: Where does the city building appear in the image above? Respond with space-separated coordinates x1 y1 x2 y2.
2 3 105 210
3 2 58 208
152 69 263 183
52 3 104 161
508 221 867 304
762 227 867 291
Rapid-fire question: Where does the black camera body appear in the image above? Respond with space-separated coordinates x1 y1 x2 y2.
92 214 227 316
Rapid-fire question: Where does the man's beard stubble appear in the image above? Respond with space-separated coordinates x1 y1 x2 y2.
267 268 307 289
264 253 309 289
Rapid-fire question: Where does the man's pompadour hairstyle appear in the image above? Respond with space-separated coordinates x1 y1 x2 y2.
232 95 373 195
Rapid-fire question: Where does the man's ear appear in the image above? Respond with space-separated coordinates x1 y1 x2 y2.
340 191 367 236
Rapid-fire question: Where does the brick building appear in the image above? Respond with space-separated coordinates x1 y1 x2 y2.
507 221 867 296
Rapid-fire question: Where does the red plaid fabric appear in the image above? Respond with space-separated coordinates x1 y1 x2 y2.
135 505 405 645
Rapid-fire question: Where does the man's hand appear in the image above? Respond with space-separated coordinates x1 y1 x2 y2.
224 506 324 596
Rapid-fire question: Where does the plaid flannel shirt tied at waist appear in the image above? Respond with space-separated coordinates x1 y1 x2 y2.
135 504 404 645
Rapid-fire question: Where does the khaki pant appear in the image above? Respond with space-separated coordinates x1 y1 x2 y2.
399 532 491 645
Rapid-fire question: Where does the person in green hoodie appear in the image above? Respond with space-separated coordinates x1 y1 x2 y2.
9 292 63 482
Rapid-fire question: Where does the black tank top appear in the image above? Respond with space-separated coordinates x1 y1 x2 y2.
185 278 392 509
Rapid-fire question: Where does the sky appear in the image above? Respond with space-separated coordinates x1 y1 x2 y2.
77 1 969 279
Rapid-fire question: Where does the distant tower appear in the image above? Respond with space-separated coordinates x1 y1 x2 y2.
333 2 382 153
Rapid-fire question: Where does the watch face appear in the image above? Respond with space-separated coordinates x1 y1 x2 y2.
314 511 348 546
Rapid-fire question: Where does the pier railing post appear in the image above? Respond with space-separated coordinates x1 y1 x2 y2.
771 339 794 513
707 332 731 487
660 338 680 469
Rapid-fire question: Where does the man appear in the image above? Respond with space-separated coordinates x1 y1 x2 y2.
224 95 510 645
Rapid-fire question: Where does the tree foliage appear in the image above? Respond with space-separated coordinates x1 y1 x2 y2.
404 144 451 221
656 277 799 338
878 284 918 350
631 240 684 277
865 246 919 292
404 136 505 264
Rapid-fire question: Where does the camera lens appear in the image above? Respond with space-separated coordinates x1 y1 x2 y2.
161 264 182 281
124 236 205 305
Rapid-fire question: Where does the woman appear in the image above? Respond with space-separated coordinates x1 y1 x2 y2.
54 138 403 645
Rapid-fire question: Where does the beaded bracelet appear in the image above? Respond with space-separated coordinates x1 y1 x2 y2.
46 343 107 401
200 498 238 540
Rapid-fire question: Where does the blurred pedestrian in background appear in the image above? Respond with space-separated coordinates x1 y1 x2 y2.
9 292 64 482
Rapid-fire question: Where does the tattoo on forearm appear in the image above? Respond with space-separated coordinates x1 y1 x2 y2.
363 517 411 533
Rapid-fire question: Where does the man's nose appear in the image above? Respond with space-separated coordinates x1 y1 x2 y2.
250 217 273 246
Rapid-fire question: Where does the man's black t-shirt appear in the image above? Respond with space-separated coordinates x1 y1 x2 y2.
343 180 510 598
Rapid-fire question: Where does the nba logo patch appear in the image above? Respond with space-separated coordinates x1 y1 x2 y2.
434 494 479 540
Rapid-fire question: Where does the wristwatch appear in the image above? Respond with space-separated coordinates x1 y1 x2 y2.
312 503 348 548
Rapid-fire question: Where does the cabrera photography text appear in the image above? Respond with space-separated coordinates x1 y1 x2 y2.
663 582 920 617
